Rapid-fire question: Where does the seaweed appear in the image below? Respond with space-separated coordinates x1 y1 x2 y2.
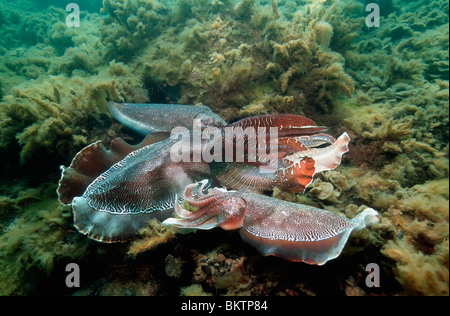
0 184 90 295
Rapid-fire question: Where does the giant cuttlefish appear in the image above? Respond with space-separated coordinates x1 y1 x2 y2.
57 102 378 265
164 180 378 265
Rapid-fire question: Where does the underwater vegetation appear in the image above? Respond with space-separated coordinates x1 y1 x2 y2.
0 0 448 295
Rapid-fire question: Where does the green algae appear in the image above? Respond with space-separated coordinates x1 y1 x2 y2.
0 183 90 295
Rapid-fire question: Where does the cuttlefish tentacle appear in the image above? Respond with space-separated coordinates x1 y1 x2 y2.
178 180 219 208
163 183 378 265
170 182 220 220
171 199 226 230
274 132 351 193
164 184 246 231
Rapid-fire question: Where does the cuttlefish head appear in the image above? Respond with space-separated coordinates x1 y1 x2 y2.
162 180 247 231
193 112 227 130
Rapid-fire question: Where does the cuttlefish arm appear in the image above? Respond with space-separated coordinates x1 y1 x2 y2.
163 181 378 265
108 102 227 135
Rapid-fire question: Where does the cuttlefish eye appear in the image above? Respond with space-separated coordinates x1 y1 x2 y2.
194 112 227 129
193 113 213 129
217 197 247 231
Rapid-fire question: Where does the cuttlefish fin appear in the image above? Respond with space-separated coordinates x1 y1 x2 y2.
240 205 378 265
57 132 167 205
229 114 328 137
72 196 170 243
